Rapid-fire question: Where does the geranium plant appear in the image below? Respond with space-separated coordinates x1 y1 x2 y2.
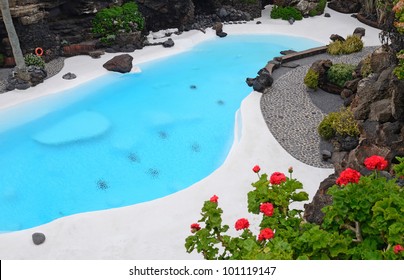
185 156 404 260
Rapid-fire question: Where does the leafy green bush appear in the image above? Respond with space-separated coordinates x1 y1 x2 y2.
304 68 319 90
309 0 327 16
343 35 364 53
327 63 356 87
185 158 404 260
327 40 344 55
327 35 364 55
318 108 359 140
393 50 404 80
270 5 303 21
92 1 145 44
360 54 372 77
318 112 338 140
24 53 45 69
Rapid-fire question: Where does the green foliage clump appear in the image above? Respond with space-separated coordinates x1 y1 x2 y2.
393 156 404 178
327 40 344 55
360 54 372 78
327 63 356 87
92 2 145 45
24 53 45 69
0 53 4 67
270 5 303 21
393 50 404 80
343 35 364 53
304 68 319 90
323 173 404 260
327 35 364 55
318 108 359 140
308 0 327 16
185 163 404 260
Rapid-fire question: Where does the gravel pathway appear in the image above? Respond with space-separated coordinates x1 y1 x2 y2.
261 46 378 168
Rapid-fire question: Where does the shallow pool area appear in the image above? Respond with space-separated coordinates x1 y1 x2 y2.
0 35 321 232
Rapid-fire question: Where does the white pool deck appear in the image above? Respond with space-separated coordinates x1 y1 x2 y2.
0 6 382 259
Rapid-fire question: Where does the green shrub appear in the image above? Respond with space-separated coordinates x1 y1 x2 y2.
270 5 303 21
327 40 344 55
0 53 4 67
327 35 364 55
304 68 319 90
343 35 364 53
92 2 145 44
327 63 356 87
318 113 337 140
318 108 359 140
360 54 372 78
309 0 327 16
24 53 45 69
185 161 404 260
393 50 404 80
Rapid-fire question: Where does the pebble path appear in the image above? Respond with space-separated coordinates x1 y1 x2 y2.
261 46 378 168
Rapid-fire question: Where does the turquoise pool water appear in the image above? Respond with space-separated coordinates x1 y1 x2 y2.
0 35 321 232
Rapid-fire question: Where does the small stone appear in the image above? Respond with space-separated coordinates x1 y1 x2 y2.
245 77 255 87
321 150 332 160
324 13 331 18
288 18 295 25
256 21 262 24
216 32 227 38
32 232 46 245
353 27 366 38
280 50 296 55
190 85 197 89
281 62 299 68
89 50 104 59
62 72 77 80
162 38 174 48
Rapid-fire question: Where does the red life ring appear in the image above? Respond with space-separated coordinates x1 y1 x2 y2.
35 47 44 56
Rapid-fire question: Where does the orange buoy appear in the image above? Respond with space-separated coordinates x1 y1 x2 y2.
35 47 44 56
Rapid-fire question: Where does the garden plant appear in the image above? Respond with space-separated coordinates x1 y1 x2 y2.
185 157 404 260
92 1 145 45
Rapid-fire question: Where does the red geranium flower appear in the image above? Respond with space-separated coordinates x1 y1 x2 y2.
252 165 261 173
190 223 201 233
336 168 361 186
394 244 404 254
210 195 218 203
260 202 274 216
234 218 250 231
364 155 388 171
270 172 287 185
258 228 274 241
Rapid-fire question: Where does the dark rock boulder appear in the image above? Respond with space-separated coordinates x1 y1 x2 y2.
304 174 337 225
136 0 195 31
32 232 46 245
103 54 133 73
62 72 77 80
328 0 361 14
309 59 333 86
353 27 366 38
330 34 345 42
162 38 175 48
28 66 47 86
252 71 274 93
370 46 398 73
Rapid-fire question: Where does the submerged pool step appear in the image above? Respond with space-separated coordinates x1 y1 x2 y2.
32 111 111 145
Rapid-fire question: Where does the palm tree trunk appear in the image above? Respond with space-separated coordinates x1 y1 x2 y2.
0 0 29 81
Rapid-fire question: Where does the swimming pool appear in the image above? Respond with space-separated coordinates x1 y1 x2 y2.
0 35 321 232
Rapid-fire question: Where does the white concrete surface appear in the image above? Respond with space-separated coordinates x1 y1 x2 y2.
0 6 382 259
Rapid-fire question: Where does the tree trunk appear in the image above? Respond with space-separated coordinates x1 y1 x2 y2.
0 0 29 81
